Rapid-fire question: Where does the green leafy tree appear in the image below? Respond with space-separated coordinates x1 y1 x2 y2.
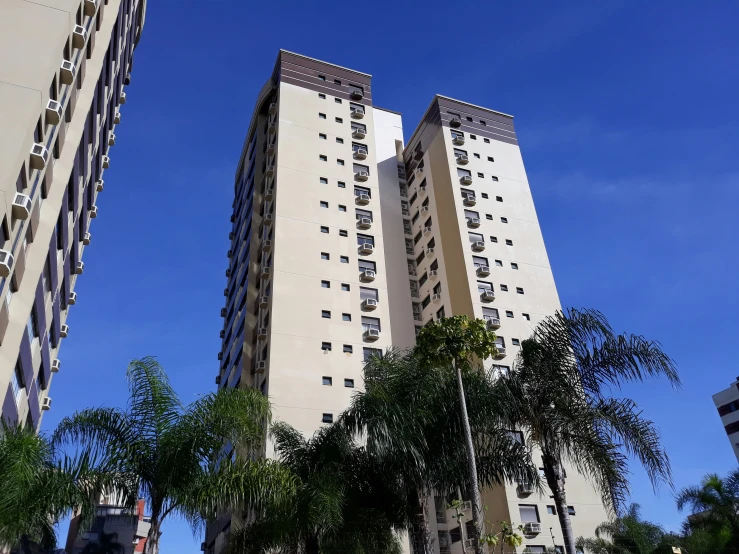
342 346 537 554
493 308 679 554
53 357 294 554
576 503 664 554
81 532 124 554
225 421 405 554
676 469 739 554
415 315 500 554
0 420 132 554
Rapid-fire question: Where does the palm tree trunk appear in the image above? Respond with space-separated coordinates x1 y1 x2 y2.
19 534 33 554
305 534 320 554
409 489 434 554
145 514 162 554
542 453 575 554
453 358 483 554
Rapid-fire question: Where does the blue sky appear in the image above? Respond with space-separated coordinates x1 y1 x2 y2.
42 0 739 550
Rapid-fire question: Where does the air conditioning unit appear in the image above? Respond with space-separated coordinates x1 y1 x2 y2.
415 167 424 176
254 361 267 374
107 132 116 146
350 89 364 100
257 328 268 339
30 143 49 170
75 261 84 274
119 92 127 105
259 296 269 308
263 213 274 225
467 217 480 228
268 102 277 115
72 25 87 48
225 269 231 277
524 522 541 534
432 293 442 302
84 0 98 16
124 73 131 86
223 288 229 297
464 539 475 548
414 150 424 161
352 128 366 139
453 135 465 145
114 111 121 124
46 100 63 125
429 270 438 279
460 175 473 185
363 328 380 341
51 359 61 373
476 265 490 277
450 117 462 127
69 292 77 305
426 247 435 257
457 154 469 165
60 60 76 85
41 397 52 411
350 107 364 119
361 298 378 310
485 317 501 330
0 251 14 278
268 122 276 135
215 375 221 385
480 290 495 302
60 324 69 338
472 241 485 252
12 194 32 220
217 352 223 361
419 186 427 197
261 266 271 279
355 193 370 205
421 205 430 214
357 217 372 230
355 171 369 181
267 143 276 156
264 187 274 201
220 308 227 317
83 232 91 245
354 148 368 160
219 330 225 338
495 346 507 358
228 232 234 240
95 179 104 192
423 226 432 236
360 269 375 281
463 194 476 206
358 243 374 255
517 482 535 495
90 206 98 218
262 239 272 252
266 165 275 177
102 155 110 168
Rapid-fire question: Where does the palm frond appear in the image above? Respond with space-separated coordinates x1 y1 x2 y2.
126 357 182 442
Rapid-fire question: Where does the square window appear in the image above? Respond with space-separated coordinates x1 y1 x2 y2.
335 98 342 104
491 176 499 182
487 156 494 161
495 260 503 267
342 313 351 321
334 79 342 85
466 116 473 122
480 120 486 126
516 287 524 294
505 239 513 246
338 181 346 188
490 236 498 243
343 345 353 353
547 506 556 515
318 75 326 81
321 342 332 351
322 413 334 423
335 117 343 123
523 313 530 320
336 137 344 144
319 133 327 140
500 284 509 291
477 172 484 178
320 177 328 184
341 283 350 291
321 252 330 260
320 155 327 162
484 139 490 144
496 196 503 202
321 280 330 288
344 378 355 388
519 505 540 523
338 205 347 212
506 311 514 318
501 217 508 223
512 338 521 346
340 256 349 263
322 376 332 385
320 201 329 208
511 263 518 270
474 153 480 159
481 193 489 199
337 159 345 166
319 113 326 119
568 506 576 516
321 226 329 233
486 214 493 220
339 229 348 237
319 93 326 99
322 310 331 318
470 134 477 140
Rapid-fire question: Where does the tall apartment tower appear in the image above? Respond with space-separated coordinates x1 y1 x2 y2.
0 0 146 428
211 51 606 553
712 378 739 462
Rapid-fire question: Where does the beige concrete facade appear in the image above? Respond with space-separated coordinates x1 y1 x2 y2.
712 378 739 462
211 52 607 554
0 0 145 428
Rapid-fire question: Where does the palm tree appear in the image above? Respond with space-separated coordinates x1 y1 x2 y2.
342 346 538 554
81 532 124 554
0 421 131 554
53 357 294 554
576 503 664 554
225 421 406 554
493 308 679 554
676 469 739 554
